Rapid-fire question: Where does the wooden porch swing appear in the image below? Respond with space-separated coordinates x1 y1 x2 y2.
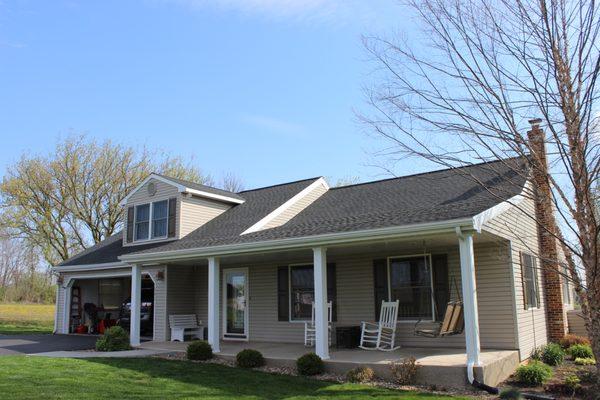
414 276 464 338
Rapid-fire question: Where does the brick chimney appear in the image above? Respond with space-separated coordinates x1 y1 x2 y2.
527 118 568 341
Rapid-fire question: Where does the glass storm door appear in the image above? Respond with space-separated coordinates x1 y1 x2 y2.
224 269 248 340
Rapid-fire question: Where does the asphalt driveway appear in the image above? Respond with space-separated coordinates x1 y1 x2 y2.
0 334 97 356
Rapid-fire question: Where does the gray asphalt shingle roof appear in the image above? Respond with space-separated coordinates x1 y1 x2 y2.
154 173 246 202
58 158 527 267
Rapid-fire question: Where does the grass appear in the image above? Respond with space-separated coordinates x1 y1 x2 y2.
0 356 468 400
0 303 55 334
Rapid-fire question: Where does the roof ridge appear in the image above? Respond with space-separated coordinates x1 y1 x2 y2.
239 176 322 194
331 156 526 190
152 173 242 196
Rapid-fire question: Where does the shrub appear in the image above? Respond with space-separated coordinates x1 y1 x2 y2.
515 361 553 386
564 374 581 391
346 366 375 383
95 326 131 352
540 343 565 366
530 346 543 361
296 353 324 376
499 388 523 400
567 344 594 359
186 340 213 361
236 349 265 368
574 357 596 366
559 334 590 349
390 356 420 385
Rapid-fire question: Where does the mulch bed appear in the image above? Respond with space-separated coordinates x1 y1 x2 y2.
501 360 597 400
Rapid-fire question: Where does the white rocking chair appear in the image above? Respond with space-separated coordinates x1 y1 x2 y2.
304 301 333 347
359 300 400 351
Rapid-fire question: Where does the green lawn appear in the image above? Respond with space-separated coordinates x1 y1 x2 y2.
0 303 55 335
0 356 468 400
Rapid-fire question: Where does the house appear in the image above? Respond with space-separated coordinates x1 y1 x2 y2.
52 146 576 387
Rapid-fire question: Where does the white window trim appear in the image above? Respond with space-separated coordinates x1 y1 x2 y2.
522 253 541 311
133 200 169 243
288 263 314 323
387 253 435 323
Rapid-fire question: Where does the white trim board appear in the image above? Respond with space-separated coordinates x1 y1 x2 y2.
119 174 244 206
242 177 328 235
53 262 128 273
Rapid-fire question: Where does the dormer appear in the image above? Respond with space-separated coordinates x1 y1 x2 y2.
120 174 244 246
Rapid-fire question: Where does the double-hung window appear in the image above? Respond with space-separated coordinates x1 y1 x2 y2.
289 265 314 321
521 253 540 309
561 265 571 305
134 200 169 241
388 255 434 320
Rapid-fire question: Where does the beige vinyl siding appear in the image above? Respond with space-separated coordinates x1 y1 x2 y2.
262 182 328 230
483 196 548 360
567 310 587 337
216 243 517 349
124 178 180 247
179 196 230 238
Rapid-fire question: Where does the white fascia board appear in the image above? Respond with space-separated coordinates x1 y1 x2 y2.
52 261 128 273
120 217 475 264
471 183 528 232
241 177 328 235
119 173 244 206
184 188 245 204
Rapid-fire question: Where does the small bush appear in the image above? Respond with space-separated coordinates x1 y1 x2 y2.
574 357 596 366
390 356 420 385
559 334 590 349
515 361 553 386
95 326 131 352
564 374 581 391
296 353 324 376
236 349 265 368
567 344 594 359
540 343 565 366
499 388 523 400
346 366 375 383
186 340 213 361
530 346 543 361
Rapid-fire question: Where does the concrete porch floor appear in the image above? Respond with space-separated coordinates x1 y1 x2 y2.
140 340 519 388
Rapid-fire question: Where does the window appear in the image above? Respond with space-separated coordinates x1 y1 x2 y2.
151 200 168 239
98 279 124 309
521 253 540 309
134 204 150 240
388 255 433 320
134 201 169 241
290 265 314 321
561 265 571 305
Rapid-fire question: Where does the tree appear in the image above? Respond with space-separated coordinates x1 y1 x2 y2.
0 135 211 265
361 0 600 376
220 172 245 192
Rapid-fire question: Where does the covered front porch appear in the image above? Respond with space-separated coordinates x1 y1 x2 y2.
124 226 520 386
139 340 519 387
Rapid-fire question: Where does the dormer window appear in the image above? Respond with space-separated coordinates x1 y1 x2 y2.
134 201 169 241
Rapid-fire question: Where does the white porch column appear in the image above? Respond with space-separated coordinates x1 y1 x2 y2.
208 257 221 353
130 264 142 346
457 229 481 372
313 247 329 360
62 279 73 334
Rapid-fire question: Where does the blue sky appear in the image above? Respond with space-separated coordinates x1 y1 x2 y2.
0 0 422 189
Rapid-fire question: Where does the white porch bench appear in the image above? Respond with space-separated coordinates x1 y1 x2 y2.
169 314 204 342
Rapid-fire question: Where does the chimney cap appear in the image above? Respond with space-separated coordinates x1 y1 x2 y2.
528 118 543 126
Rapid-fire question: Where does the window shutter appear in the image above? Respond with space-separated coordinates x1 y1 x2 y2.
168 198 177 238
327 263 337 322
373 259 388 321
431 254 449 321
277 266 289 321
126 206 134 243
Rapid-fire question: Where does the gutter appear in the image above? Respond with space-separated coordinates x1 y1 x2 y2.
120 217 475 264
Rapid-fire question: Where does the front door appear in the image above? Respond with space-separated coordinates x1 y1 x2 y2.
223 269 248 340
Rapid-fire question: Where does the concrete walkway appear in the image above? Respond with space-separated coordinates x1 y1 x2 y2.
33 348 171 358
